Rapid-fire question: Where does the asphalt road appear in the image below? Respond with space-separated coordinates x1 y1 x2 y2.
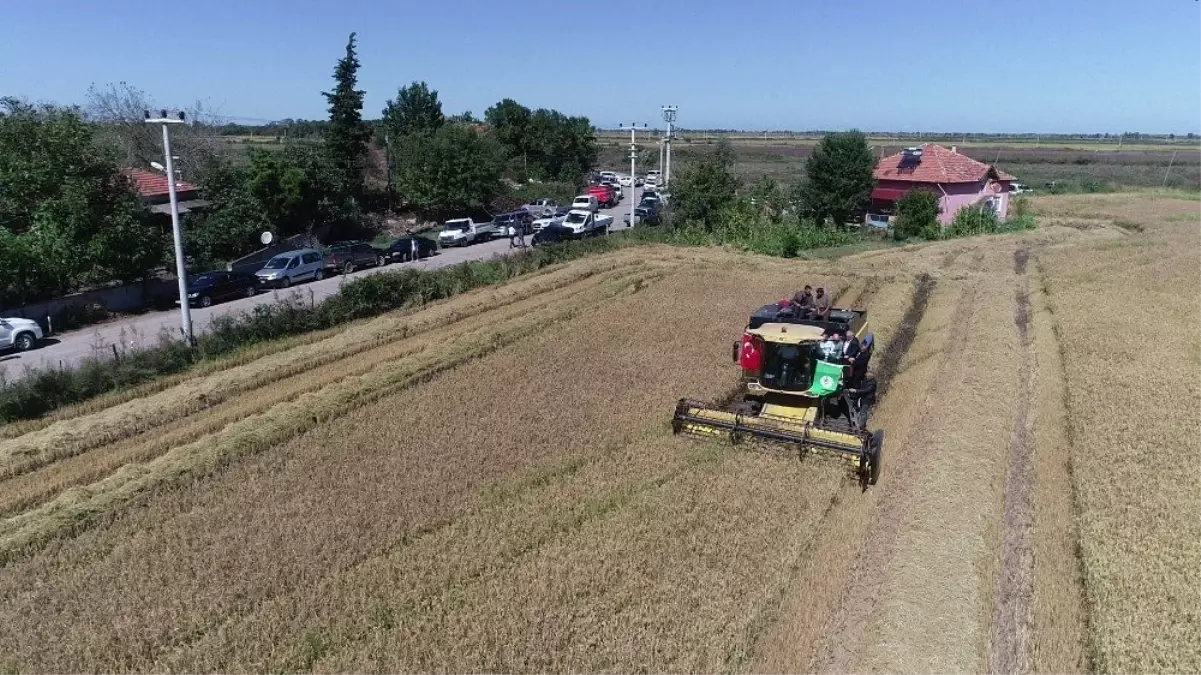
0 189 644 381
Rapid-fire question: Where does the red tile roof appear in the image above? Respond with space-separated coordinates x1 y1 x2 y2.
122 167 199 199
874 143 1016 184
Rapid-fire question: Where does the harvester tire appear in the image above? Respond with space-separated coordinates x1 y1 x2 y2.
868 430 884 485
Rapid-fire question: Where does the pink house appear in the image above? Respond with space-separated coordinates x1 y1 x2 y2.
869 143 1015 226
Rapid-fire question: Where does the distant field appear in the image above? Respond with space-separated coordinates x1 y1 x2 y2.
599 136 1201 192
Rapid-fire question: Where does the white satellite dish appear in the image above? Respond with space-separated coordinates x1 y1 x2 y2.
260 231 274 245
150 161 165 171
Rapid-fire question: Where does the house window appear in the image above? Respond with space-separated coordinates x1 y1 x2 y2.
989 196 1003 214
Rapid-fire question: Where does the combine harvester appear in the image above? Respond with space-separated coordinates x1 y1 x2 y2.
673 300 885 486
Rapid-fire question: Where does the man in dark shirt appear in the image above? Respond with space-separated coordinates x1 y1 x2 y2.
842 328 861 362
812 287 832 320
790 285 813 309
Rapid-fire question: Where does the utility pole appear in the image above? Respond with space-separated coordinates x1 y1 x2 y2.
619 123 647 227
662 105 677 188
384 133 394 212
658 138 664 179
145 109 194 346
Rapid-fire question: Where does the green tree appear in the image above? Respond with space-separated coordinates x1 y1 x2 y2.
322 32 370 199
0 98 165 304
381 81 445 140
393 125 504 219
893 189 941 240
484 98 532 160
185 158 270 269
669 140 740 227
245 145 345 237
796 130 876 227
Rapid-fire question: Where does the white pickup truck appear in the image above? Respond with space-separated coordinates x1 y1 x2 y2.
0 317 44 352
438 218 497 247
560 209 613 237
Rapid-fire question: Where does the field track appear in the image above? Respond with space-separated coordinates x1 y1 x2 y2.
0 194 1196 673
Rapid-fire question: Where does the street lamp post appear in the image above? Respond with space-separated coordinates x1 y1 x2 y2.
661 105 677 188
619 123 647 227
144 109 193 346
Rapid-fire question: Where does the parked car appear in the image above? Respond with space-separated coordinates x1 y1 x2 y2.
531 223 579 246
532 207 569 232
438 218 497 247
386 235 438 262
325 241 384 273
522 198 558 217
571 194 600 213
601 180 623 200
493 210 536 236
598 171 619 184
0 317 43 352
618 175 633 187
587 184 617 208
255 248 326 288
560 209 613 236
180 271 259 307
624 202 661 227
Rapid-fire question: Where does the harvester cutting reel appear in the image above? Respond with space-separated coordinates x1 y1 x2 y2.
672 396 884 487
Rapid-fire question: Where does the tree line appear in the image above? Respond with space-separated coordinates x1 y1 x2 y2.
0 33 597 308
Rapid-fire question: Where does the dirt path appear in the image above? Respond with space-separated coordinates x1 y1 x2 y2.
817 278 983 673
989 247 1037 674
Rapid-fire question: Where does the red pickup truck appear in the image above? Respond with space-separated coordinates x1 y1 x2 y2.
587 184 617 208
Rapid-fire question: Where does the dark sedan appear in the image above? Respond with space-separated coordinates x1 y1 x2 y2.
532 224 582 246
181 271 259 307
386 236 439 262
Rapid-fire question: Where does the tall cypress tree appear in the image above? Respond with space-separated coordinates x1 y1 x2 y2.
322 32 369 200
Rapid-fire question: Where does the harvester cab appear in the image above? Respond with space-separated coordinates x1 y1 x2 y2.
672 301 884 486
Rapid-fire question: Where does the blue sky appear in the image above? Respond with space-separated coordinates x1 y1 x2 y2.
3 0 1199 133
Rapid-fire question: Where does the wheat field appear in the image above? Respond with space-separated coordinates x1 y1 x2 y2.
0 194 1195 673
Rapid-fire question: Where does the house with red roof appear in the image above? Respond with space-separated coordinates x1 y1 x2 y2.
121 167 208 215
869 143 1015 227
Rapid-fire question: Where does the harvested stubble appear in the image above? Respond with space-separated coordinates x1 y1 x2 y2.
750 278 960 674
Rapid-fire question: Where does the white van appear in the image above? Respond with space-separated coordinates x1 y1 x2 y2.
571 194 599 213
255 248 326 288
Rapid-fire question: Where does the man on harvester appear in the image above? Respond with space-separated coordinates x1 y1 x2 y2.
672 293 884 486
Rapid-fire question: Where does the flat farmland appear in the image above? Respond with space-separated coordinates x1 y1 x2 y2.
598 137 1201 191
0 194 1196 673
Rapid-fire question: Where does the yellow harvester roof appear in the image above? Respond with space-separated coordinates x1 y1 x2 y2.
747 322 826 344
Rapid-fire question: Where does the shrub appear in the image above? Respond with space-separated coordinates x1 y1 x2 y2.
893 189 941 240
949 204 1001 237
